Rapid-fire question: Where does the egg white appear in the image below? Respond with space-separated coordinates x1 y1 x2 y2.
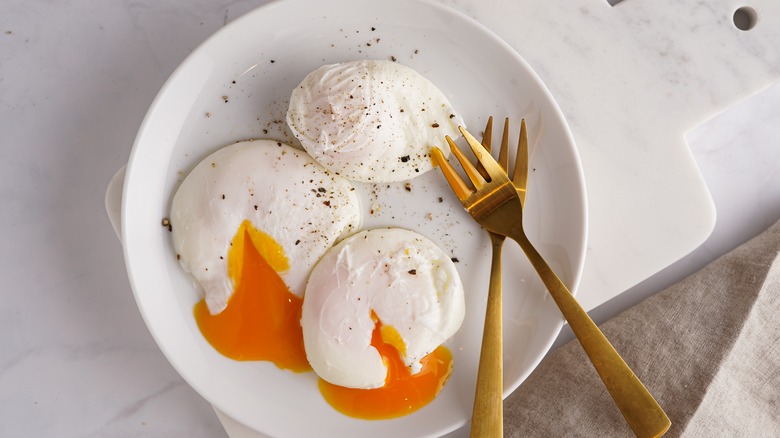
170 140 361 315
287 60 464 183
301 228 465 389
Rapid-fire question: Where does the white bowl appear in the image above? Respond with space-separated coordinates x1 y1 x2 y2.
112 0 588 436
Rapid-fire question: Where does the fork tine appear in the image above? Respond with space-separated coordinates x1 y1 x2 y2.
513 119 529 205
476 117 494 180
431 147 472 201
446 135 488 189
498 118 509 172
482 117 493 151
458 127 506 180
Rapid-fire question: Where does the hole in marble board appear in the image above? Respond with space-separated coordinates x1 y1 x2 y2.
733 6 758 31
607 0 624 6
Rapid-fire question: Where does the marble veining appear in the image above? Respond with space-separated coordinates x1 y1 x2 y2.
449 0 780 310
1 0 779 437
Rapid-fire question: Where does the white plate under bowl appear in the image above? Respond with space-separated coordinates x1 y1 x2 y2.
121 0 587 436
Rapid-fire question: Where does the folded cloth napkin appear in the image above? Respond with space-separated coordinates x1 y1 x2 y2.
504 218 780 437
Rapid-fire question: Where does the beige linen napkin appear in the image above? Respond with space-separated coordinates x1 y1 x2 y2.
504 219 780 437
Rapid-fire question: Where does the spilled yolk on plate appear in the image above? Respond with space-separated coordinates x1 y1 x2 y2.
318 311 454 419
194 220 311 372
194 221 453 416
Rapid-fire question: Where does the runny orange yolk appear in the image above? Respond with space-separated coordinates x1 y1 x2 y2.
193 220 310 372
318 311 454 419
193 220 453 417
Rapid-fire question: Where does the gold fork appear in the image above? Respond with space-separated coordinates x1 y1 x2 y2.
460 117 528 438
431 124 671 438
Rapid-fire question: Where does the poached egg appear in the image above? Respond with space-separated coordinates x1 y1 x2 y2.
287 60 464 183
170 140 361 315
301 228 465 390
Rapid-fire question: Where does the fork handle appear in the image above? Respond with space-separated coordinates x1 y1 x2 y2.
511 231 671 438
470 234 504 438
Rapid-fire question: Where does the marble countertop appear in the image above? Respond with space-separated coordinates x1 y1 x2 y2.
1 0 778 436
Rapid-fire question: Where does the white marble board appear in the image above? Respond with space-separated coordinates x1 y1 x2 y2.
2 0 780 437
456 0 780 310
